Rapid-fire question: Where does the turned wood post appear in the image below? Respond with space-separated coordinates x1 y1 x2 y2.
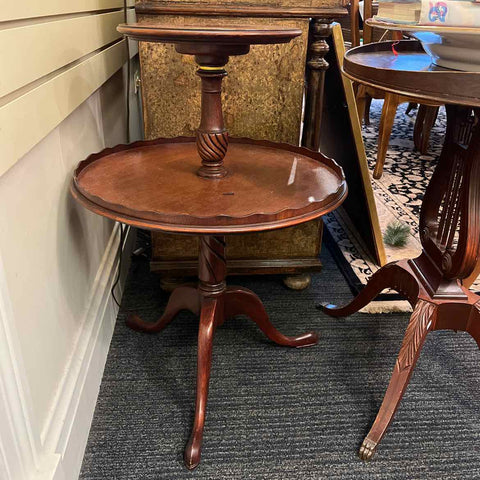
302 19 332 151
198 236 227 295
196 67 229 179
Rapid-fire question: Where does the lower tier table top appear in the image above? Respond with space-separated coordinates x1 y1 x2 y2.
71 137 347 234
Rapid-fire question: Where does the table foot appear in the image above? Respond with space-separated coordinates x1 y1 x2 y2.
283 274 311 291
184 297 219 470
359 437 377 461
225 286 318 347
317 262 418 317
126 285 200 333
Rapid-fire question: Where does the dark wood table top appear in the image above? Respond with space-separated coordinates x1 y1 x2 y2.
117 22 302 45
71 137 347 234
343 40 480 107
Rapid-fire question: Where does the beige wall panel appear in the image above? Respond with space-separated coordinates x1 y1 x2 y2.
1 0 135 22
0 40 127 177
0 11 125 98
0 65 140 474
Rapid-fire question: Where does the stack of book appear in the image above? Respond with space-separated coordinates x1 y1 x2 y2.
373 0 480 27
374 0 422 24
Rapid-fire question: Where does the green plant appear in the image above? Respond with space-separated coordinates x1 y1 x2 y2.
383 221 410 247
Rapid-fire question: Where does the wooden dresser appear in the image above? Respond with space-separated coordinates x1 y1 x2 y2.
135 0 347 288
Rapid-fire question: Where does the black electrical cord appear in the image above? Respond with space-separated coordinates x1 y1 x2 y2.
111 224 126 308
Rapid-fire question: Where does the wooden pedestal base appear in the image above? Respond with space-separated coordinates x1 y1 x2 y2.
127 235 318 469
319 256 480 460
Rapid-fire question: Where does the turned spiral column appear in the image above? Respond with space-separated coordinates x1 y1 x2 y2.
198 236 227 296
196 68 229 178
176 48 246 299
175 43 249 179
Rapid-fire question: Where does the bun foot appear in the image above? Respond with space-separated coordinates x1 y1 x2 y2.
283 273 311 290
184 434 202 470
359 438 377 461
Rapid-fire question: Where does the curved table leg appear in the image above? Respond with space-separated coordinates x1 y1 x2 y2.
225 286 318 347
184 297 219 470
318 263 417 317
374 93 401 179
360 300 436 460
126 285 200 333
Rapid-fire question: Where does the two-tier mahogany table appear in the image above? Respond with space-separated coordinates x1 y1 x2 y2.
71 24 347 469
320 40 480 461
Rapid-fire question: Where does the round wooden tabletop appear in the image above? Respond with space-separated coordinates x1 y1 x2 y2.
71 137 347 234
117 23 302 45
343 40 480 108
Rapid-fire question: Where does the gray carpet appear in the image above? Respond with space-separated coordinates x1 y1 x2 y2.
80 249 480 479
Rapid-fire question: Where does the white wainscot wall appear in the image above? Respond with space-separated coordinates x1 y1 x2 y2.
0 66 139 480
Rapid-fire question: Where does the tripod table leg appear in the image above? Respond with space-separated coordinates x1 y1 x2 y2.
184 296 220 470
225 286 318 347
126 285 200 333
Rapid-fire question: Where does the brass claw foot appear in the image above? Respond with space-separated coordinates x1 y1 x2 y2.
359 437 377 461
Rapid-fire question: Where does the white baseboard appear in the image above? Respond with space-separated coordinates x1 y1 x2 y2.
40 224 135 480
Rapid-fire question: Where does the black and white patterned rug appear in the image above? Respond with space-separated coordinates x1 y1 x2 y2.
324 100 480 312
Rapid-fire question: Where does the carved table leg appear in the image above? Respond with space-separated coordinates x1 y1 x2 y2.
320 105 480 460
360 300 436 460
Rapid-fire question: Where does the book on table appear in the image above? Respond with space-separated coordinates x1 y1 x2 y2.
374 1 422 24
